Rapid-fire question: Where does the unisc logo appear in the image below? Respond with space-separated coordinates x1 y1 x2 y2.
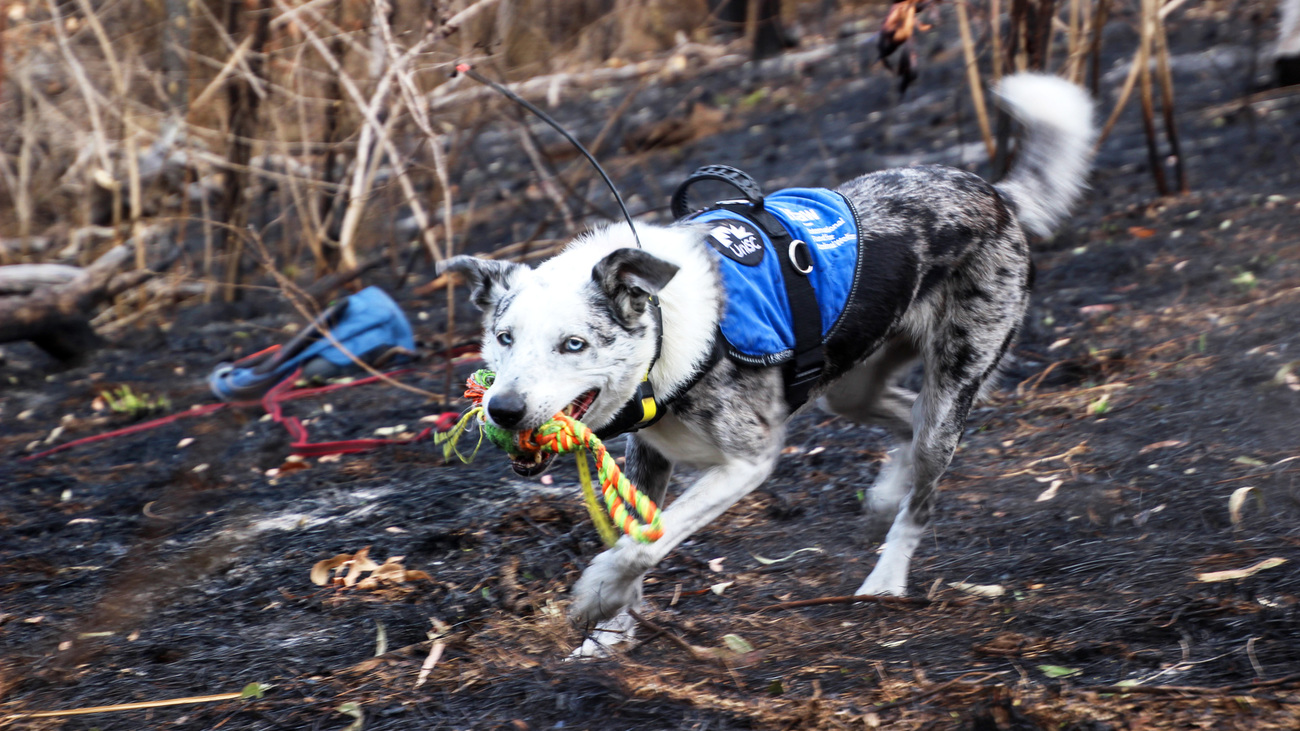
707 220 765 266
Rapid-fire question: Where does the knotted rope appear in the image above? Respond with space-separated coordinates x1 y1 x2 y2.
436 370 663 545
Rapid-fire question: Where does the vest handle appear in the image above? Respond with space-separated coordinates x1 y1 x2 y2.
670 165 765 220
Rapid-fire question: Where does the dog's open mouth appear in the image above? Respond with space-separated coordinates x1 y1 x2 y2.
562 389 599 420
508 389 599 477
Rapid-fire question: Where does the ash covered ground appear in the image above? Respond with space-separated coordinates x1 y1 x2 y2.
3 4 1300 729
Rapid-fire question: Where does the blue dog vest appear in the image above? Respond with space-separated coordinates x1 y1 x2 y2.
687 188 861 365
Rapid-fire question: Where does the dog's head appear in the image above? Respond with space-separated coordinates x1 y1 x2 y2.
441 237 678 476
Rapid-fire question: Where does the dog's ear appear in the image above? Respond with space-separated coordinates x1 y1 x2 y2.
592 248 679 326
439 256 525 311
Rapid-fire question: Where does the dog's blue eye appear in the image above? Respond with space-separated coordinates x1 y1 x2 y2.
496 331 513 346
564 337 587 353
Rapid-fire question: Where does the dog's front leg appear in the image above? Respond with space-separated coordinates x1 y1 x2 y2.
568 451 778 654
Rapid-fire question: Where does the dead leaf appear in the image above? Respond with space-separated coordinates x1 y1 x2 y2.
1273 361 1300 391
278 458 311 474
311 553 356 586
371 563 408 582
1039 664 1082 678
707 557 726 573
710 581 734 595
1079 304 1116 316
1196 557 1287 583
948 582 1006 598
337 701 363 731
313 548 427 590
1035 479 1064 502
751 547 822 565
342 546 381 587
1132 504 1165 527
415 641 445 688
1228 487 1264 529
1138 440 1186 455
721 634 754 654
1128 226 1157 238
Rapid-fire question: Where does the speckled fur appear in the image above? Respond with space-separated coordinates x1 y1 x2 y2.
440 73 1095 655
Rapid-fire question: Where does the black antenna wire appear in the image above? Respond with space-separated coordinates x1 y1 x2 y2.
453 63 642 249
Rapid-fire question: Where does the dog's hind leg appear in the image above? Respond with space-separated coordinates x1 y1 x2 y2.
857 287 1025 596
570 437 673 659
817 337 919 528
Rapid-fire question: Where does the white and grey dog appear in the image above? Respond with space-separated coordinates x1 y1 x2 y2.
442 73 1095 655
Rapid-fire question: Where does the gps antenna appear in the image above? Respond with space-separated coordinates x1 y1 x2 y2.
453 63 642 249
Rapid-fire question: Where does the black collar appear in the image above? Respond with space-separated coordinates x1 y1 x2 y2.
594 296 724 440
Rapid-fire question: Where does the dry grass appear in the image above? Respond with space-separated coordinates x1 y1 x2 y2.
0 0 1198 334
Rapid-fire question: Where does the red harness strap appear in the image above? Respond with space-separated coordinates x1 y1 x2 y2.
22 403 236 462
22 370 464 462
260 368 438 457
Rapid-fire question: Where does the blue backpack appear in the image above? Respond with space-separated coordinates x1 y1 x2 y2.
208 286 416 401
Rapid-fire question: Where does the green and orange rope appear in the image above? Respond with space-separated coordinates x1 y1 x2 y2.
435 370 663 546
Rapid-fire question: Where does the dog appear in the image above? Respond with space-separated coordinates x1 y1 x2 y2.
441 73 1095 656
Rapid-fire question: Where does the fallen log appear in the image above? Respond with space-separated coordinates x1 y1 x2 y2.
0 241 171 362
0 264 85 295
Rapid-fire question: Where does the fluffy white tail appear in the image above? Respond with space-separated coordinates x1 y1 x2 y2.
994 73 1097 238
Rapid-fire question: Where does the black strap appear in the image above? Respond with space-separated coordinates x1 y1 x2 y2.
595 328 726 441
714 202 824 411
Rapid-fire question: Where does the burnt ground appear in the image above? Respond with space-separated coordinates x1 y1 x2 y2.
3 4 1300 730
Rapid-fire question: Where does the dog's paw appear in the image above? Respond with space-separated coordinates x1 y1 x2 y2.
566 609 637 660
855 568 908 597
569 549 646 628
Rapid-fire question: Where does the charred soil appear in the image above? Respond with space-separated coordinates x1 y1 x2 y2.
3 6 1300 730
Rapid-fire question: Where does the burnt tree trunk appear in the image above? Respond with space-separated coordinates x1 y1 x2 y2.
219 0 272 302
713 0 794 60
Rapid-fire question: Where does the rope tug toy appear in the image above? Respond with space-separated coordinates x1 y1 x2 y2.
436 370 663 546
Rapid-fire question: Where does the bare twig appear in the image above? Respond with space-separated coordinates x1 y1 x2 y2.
435 0 506 39
957 0 996 161
750 593 964 611
45 0 113 174
2 692 246 720
990 0 1004 82
1096 37 1145 147
628 609 721 662
1152 3 1187 192
1088 0 1112 94
516 127 576 234
1082 671 1300 696
1137 0 1169 195
871 677 973 713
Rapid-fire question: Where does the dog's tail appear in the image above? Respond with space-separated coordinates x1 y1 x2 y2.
994 73 1097 238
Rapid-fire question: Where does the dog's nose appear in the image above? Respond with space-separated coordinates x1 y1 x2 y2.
487 391 527 429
